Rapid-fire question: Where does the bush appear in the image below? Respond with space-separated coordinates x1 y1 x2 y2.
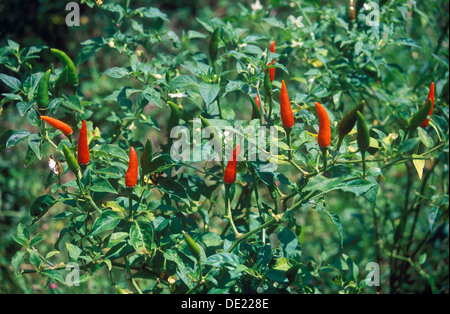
0 0 448 294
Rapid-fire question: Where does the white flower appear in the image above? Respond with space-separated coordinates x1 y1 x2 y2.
48 155 59 176
251 0 263 13
288 15 304 29
238 43 248 49
291 39 304 48
168 92 188 98
108 39 115 48
152 73 163 80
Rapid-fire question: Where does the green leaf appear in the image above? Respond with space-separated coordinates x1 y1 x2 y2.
265 269 288 283
28 133 42 160
157 178 190 206
5 130 30 149
278 227 299 258
30 194 57 223
428 206 441 232
11 250 27 274
0 73 21 90
129 221 154 254
198 82 220 106
88 210 122 237
103 67 130 78
89 178 118 194
66 242 82 261
145 154 177 174
100 144 129 161
322 210 344 249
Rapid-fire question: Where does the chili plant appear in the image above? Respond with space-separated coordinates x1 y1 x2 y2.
1 0 448 294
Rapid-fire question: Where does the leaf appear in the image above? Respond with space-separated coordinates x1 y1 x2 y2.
88 210 122 237
417 128 433 148
265 269 288 283
89 178 118 194
11 250 27 274
102 67 130 78
0 73 21 91
412 154 425 179
205 253 240 268
129 221 154 254
5 130 30 149
157 178 190 206
278 227 299 258
28 133 42 160
30 194 57 223
428 206 441 232
198 82 220 106
343 254 359 281
66 242 82 261
145 154 177 174
100 144 129 161
322 210 344 249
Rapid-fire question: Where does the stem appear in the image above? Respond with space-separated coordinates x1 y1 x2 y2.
224 184 239 236
75 170 83 195
125 256 143 294
286 127 293 161
321 147 328 172
128 188 133 219
362 151 366 178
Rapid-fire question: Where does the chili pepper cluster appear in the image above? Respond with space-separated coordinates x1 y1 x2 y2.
39 44 435 196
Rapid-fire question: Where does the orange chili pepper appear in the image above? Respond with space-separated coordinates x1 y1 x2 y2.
315 102 331 148
280 80 294 129
41 116 73 136
125 147 138 188
77 120 89 166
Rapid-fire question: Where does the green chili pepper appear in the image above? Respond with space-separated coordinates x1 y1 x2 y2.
50 48 79 87
264 69 273 120
406 98 433 132
182 230 201 261
167 101 180 135
63 143 79 174
37 69 51 109
209 26 220 64
356 111 370 178
249 94 262 121
140 137 153 176
336 100 365 151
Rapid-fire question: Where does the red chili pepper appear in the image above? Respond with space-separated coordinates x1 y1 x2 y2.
420 82 435 128
223 144 240 185
125 147 138 188
41 116 73 136
269 41 275 82
315 102 331 148
77 120 89 165
280 80 294 129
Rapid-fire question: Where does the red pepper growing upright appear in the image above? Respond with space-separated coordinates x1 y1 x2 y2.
315 102 331 148
41 116 73 136
269 41 276 82
77 120 89 166
315 102 331 172
280 80 294 129
420 82 435 128
125 147 139 188
223 144 240 185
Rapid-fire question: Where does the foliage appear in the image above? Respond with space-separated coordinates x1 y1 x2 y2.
0 0 449 294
